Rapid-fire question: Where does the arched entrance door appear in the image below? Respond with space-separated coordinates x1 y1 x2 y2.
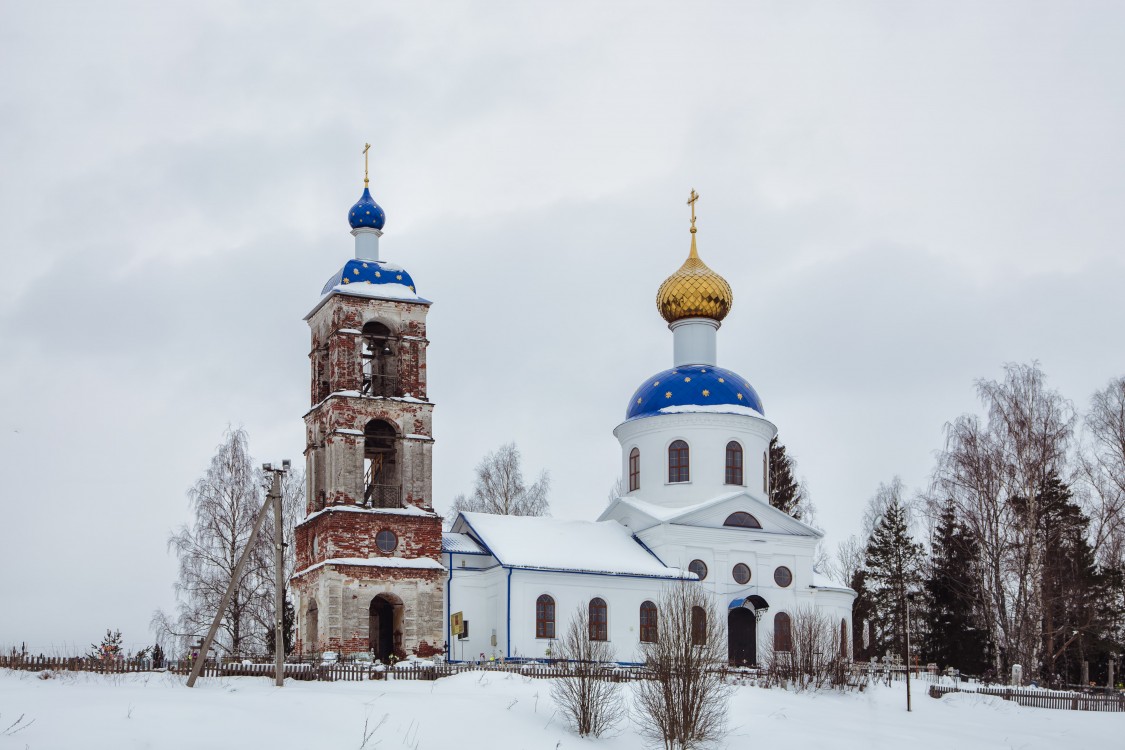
728 608 757 666
369 594 403 662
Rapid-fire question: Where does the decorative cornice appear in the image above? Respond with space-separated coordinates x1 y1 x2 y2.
614 410 776 440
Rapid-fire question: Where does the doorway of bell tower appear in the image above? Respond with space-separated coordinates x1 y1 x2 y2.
369 594 403 661
728 608 757 666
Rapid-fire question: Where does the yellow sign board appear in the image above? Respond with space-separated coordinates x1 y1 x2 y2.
450 611 464 637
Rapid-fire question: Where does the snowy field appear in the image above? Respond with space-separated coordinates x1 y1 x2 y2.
0 668 1119 749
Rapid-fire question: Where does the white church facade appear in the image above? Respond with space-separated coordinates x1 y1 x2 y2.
292 164 854 666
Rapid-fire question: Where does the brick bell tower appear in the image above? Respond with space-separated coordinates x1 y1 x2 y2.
292 150 445 660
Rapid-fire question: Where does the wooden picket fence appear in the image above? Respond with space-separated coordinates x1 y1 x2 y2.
0 655 154 674
929 684 1125 712
0 654 650 683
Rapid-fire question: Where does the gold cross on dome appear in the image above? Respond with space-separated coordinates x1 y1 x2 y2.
687 188 699 232
363 143 371 186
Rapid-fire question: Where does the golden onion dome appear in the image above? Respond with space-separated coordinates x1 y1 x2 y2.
656 192 733 324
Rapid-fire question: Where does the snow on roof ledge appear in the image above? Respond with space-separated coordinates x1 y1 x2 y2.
293 556 445 579
657 403 766 419
297 504 436 529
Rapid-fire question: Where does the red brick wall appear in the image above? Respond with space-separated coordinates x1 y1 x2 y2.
295 509 443 572
312 296 429 399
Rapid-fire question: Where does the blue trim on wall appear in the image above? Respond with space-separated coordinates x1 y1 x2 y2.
446 553 453 657
506 567 513 660
505 564 691 581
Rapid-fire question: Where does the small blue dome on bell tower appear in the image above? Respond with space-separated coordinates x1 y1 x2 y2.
348 187 386 230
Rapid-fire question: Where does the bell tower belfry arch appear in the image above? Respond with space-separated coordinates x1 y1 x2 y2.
291 150 445 659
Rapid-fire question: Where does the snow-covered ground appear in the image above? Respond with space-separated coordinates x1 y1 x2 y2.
0 668 1118 749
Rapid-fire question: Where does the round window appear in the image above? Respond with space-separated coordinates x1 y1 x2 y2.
733 563 751 585
688 559 708 581
376 529 398 554
773 566 793 588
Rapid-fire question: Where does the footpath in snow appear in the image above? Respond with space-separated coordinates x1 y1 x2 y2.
0 669 1119 749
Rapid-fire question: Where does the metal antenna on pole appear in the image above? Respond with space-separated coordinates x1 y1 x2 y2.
187 460 291 688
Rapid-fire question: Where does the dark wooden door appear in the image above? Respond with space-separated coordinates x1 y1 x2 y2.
369 598 395 660
728 608 756 666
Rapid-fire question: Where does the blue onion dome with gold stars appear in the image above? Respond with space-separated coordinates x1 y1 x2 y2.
320 259 427 302
348 187 386 230
626 365 764 421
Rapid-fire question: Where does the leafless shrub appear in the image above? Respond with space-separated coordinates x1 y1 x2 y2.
763 607 849 692
633 582 731 750
549 606 624 737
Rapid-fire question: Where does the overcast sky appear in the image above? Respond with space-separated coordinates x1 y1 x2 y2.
2 1 1124 653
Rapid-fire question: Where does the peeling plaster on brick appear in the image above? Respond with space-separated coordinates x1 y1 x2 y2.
294 288 444 658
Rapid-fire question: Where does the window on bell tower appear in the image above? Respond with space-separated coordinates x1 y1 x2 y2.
363 419 400 508
360 322 402 397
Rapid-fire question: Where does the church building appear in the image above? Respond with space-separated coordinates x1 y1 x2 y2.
291 160 854 666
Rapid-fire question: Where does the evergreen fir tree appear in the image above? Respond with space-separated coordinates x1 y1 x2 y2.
849 568 874 661
863 500 924 660
922 499 988 674
266 591 297 657
768 436 806 520
88 629 124 661
1020 473 1110 684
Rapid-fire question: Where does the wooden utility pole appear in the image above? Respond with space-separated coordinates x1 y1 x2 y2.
270 469 285 687
904 592 913 712
187 461 290 688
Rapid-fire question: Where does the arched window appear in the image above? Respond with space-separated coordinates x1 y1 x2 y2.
763 451 769 494
360 321 401 397
691 606 707 646
668 440 690 483
589 598 608 641
774 612 792 652
306 599 319 650
629 448 640 492
536 595 555 639
364 419 399 508
725 441 744 485
723 512 762 529
840 619 848 658
640 601 658 643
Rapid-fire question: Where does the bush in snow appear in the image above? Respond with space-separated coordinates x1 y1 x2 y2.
633 582 731 750
549 606 624 738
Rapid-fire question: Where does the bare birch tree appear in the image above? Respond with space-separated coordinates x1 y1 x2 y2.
634 582 731 750
1079 376 1125 567
449 442 551 517
549 606 625 738
153 428 295 657
932 362 1074 678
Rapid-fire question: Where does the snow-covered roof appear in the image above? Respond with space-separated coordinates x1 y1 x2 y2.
442 532 486 555
811 570 854 593
604 491 822 538
453 512 692 579
292 556 445 579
